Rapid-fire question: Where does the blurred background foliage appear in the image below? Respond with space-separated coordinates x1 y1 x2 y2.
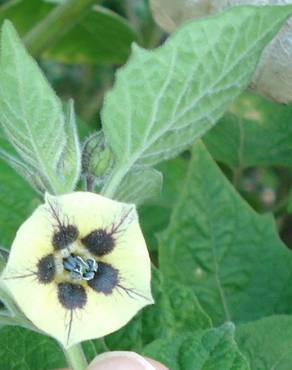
0 0 291 252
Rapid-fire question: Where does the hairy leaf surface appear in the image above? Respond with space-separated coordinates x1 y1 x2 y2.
204 92 292 168
115 167 163 205
103 6 292 178
159 143 292 324
0 326 65 370
236 315 292 370
0 22 80 194
143 323 249 370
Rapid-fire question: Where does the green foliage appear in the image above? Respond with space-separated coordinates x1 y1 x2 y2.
104 314 143 352
44 6 137 65
0 326 65 370
288 191 292 213
0 160 38 247
204 92 292 168
236 315 292 370
102 5 292 197
0 21 80 194
139 157 188 251
143 323 249 370
159 281 212 335
115 167 163 205
159 143 292 324
0 0 137 65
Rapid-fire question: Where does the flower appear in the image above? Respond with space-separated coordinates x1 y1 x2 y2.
1 192 153 348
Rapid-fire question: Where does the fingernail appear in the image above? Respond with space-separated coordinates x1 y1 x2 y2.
88 351 156 370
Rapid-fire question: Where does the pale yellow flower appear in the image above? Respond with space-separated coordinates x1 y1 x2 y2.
1 192 153 348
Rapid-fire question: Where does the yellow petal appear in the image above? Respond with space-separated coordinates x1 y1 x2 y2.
1 192 153 348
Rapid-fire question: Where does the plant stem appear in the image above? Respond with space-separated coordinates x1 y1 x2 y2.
0 313 20 326
63 344 88 370
24 0 97 56
101 164 129 198
0 312 40 332
86 175 95 192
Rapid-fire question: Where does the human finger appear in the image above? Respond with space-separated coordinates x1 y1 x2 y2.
87 351 169 370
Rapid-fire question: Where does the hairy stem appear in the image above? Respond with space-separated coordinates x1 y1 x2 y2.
86 175 95 192
0 314 19 326
101 164 129 198
63 344 88 370
24 0 98 56
0 311 41 332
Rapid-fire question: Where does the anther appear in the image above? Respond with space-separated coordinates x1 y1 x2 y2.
63 255 98 281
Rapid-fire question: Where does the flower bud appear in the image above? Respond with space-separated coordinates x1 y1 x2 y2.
82 132 114 180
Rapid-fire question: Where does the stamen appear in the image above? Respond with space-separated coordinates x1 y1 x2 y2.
63 255 98 281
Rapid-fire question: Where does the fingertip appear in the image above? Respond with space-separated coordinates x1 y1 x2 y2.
88 351 169 370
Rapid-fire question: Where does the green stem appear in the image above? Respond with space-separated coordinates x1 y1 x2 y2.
101 164 129 198
0 312 39 332
63 344 88 370
0 313 20 326
24 0 98 56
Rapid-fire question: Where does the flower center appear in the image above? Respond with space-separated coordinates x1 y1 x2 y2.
63 255 98 281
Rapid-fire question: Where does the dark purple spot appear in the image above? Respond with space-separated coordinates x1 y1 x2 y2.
81 229 115 256
37 254 56 284
57 282 87 310
88 262 118 295
52 225 78 250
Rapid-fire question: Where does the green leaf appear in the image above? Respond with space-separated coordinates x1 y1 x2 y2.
139 268 168 345
102 5 292 196
115 167 163 205
144 268 211 341
57 100 81 191
0 149 45 193
143 323 249 370
0 160 39 247
236 315 292 370
105 314 143 352
204 92 292 168
287 191 292 213
160 281 212 337
159 142 292 325
139 157 188 251
45 5 137 65
0 326 65 370
0 21 80 194
143 335 187 370
0 0 137 65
